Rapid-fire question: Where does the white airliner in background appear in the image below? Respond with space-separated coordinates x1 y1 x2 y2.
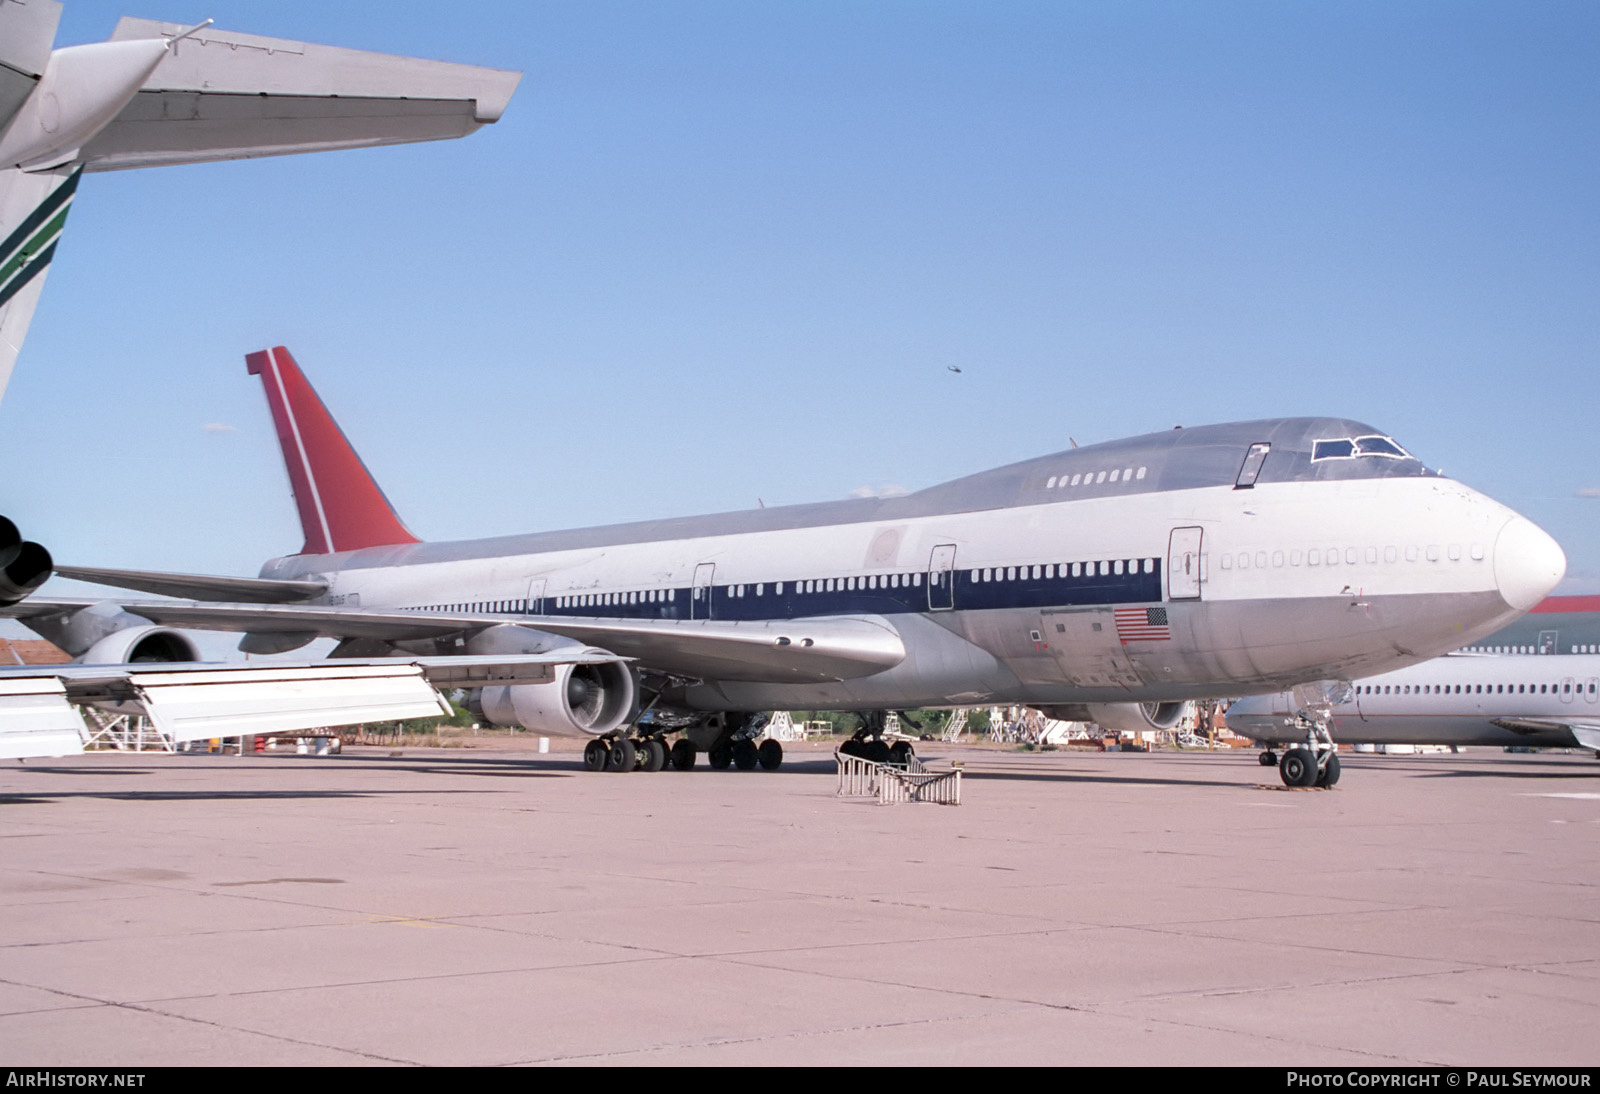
16 345 1567 781
1227 655 1600 762
0 5 529 756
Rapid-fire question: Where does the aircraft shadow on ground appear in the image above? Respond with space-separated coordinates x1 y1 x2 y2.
0 787 496 806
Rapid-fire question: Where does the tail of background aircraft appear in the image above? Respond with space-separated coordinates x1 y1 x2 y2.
246 346 421 556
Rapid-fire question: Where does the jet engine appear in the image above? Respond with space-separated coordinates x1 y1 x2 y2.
0 515 52 606
476 661 636 738
1040 701 1192 735
79 624 202 665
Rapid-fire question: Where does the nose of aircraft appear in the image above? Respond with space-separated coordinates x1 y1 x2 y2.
1493 515 1566 612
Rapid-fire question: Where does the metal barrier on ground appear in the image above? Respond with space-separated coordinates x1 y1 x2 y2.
835 749 961 806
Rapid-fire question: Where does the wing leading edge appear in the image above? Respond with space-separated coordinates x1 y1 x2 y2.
5 596 908 684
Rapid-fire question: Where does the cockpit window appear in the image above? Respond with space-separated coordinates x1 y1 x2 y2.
1353 435 1409 458
1313 435 1412 462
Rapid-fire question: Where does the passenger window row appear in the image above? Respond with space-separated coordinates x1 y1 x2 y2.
970 558 1155 582
1358 681 1598 696
1219 542 1485 571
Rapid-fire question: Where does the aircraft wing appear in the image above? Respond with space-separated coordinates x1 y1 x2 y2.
78 19 521 172
54 565 326 603
0 650 622 761
6 597 908 684
1491 716 1600 751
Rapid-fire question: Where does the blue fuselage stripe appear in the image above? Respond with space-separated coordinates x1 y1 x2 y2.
410 560 1165 621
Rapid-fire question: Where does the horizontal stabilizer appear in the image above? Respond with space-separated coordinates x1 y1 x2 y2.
79 19 521 172
55 565 327 603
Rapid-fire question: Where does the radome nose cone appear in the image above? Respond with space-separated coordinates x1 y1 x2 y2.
1494 515 1566 612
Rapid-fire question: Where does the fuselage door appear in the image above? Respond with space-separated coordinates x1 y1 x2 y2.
928 544 957 611
1561 676 1575 705
526 577 546 615
1587 678 1599 706
1167 527 1203 601
692 563 716 620
1539 630 1558 655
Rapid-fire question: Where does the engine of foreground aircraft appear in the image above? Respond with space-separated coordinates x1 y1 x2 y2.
0 516 52 606
474 661 636 737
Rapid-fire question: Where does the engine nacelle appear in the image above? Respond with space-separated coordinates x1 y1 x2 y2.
1041 701 1192 735
80 624 202 665
0 515 52 606
476 661 636 738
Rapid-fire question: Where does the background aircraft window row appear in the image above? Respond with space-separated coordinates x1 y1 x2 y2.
1218 542 1482 571
1359 681 1596 696
1044 466 1149 489
969 558 1156 582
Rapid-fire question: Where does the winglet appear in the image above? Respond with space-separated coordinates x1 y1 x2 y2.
245 346 420 556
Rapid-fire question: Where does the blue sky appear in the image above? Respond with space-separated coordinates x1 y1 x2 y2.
4 1 1597 630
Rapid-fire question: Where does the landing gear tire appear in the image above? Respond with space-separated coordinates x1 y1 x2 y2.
670 739 696 770
1315 753 1341 788
1279 747 1317 788
839 739 866 759
1259 750 1278 767
708 744 733 770
732 739 759 771
757 739 783 771
864 740 892 764
605 737 637 773
640 738 667 773
888 741 913 766
583 739 608 772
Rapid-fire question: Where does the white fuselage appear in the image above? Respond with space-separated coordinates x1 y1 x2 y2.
1227 654 1600 749
266 467 1555 715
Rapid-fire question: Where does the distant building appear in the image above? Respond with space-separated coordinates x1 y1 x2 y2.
0 638 69 665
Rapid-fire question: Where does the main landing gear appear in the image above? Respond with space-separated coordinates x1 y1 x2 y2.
836 712 916 766
579 712 785 773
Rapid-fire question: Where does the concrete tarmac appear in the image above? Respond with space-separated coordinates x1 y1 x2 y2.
2 741 1598 1066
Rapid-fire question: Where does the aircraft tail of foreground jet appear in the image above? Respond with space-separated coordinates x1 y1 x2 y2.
0 2 521 402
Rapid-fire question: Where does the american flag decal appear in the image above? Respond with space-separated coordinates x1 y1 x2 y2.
1114 606 1171 643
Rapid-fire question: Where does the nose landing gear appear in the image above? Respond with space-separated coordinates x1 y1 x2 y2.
1277 682 1348 788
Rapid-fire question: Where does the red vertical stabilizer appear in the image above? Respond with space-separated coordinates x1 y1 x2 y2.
245 346 420 556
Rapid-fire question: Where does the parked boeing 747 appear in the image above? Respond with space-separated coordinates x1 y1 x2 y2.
23 347 1566 782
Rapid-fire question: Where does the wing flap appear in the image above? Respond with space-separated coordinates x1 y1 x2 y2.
131 664 449 742
0 676 86 759
0 649 626 759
